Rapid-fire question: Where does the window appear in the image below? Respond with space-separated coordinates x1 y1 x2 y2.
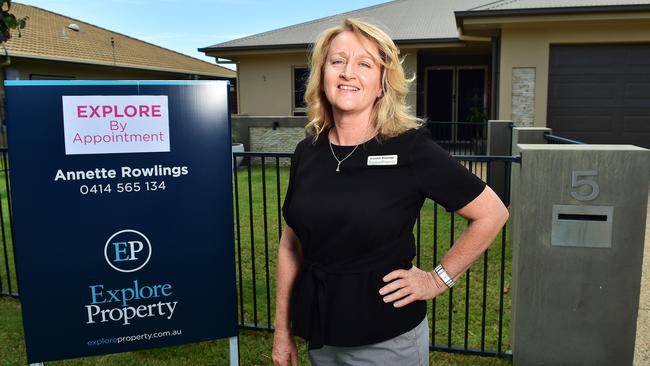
292 67 309 116
229 83 238 114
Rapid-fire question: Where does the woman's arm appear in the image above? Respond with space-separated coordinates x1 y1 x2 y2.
379 185 510 307
440 185 510 281
272 225 303 366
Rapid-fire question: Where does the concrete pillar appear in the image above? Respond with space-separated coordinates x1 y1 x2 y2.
510 144 649 366
487 120 513 204
509 127 552 222
511 126 551 155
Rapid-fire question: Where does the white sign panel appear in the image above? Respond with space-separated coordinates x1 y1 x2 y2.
62 95 170 155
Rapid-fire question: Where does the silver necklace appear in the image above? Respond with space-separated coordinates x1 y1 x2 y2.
329 139 359 172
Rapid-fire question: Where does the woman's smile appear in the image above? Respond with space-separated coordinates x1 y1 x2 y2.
323 30 382 117
337 84 360 92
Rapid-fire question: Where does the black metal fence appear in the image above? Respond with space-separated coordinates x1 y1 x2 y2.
0 148 17 299
0 144 517 358
426 121 488 155
544 132 584 145
231 150 517 358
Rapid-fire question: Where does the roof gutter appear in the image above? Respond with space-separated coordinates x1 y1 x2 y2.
215 58 238 65
201 37 475 55
456 26 491 42
455 4 650 19
199 43 309 53
9 52 236 79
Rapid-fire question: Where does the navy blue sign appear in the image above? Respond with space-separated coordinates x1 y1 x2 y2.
4 80 237 363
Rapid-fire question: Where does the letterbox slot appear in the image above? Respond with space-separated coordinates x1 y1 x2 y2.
557 214 608 222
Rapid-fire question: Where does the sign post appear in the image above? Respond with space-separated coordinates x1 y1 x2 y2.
4 80 239 364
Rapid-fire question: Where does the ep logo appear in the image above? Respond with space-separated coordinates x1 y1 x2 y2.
104 229 152 273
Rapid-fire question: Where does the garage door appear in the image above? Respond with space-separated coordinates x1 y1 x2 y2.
548 44 650 148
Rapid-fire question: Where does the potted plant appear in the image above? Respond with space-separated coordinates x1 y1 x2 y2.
464 106 487 155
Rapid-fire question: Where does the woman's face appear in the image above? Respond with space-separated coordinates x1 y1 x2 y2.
323 31 382 119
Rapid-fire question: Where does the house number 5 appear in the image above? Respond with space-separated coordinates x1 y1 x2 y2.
570 170 599 201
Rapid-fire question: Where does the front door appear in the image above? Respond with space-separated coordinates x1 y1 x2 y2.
425 66 487 142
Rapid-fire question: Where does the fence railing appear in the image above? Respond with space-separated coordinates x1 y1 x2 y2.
426 121 488 155
231 150 517 357
0 148 17 299
0 146 517 358
543 133 584 145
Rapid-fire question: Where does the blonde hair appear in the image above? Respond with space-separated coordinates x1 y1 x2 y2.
304 18 421 141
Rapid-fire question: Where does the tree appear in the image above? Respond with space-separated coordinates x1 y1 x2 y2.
1 0 28 66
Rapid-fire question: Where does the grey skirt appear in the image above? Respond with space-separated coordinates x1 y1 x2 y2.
308 316 429 366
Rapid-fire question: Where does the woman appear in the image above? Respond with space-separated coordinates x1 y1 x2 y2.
272 18 509 366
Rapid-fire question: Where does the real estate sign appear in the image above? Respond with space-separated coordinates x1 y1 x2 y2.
4 80 237 363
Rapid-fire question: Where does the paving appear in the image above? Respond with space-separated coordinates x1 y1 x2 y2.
634 186 650 366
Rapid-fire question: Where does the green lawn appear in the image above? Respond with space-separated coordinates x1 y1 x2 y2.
0 161 513 365
0 297 511 365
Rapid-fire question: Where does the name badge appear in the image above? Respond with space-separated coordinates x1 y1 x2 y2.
367 155 398 166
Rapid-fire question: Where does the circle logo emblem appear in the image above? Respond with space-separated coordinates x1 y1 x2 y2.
104 229 152 273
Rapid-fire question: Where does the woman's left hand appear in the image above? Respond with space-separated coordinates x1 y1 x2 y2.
379 266 447 308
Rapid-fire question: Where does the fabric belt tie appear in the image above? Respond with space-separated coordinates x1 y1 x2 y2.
290 233 415 350
301 261 328 350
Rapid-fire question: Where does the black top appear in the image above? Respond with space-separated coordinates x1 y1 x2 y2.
282 127 486 349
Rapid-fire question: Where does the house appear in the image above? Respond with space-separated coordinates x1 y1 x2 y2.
1 3 237 115
200 0 650 148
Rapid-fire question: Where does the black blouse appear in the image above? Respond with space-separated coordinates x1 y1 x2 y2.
282 127 486 349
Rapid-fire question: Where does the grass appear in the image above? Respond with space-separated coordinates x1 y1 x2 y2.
0 297 511 365
0 159 513 365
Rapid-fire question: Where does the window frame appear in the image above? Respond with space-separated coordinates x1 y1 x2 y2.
291 66 309 116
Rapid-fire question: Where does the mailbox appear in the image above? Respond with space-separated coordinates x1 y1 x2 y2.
551 204 613 248
510 144 649 366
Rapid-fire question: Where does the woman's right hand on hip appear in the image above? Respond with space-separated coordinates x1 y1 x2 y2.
272 329 299 366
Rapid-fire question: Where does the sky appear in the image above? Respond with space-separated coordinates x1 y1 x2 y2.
18 0 391 69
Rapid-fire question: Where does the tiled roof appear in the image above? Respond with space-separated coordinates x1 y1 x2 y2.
6 3 235 78
200 0 490 52
201 0 650 53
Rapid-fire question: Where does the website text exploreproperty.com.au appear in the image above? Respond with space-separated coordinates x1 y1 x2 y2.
87 329 182 346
